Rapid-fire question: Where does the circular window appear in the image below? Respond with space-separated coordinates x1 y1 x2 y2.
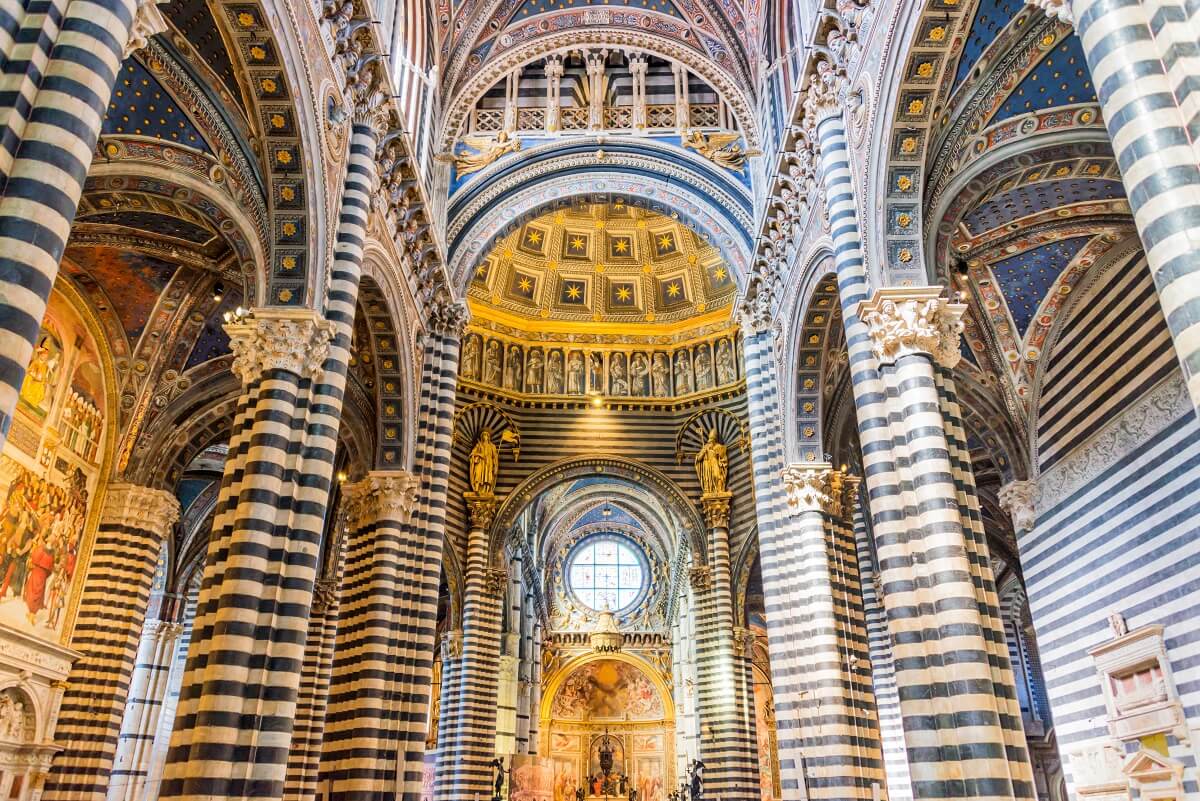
566 534 647 613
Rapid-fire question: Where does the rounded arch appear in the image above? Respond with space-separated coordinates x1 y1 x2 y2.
83 160 270 303
441 33 758 149
487 455 708 569
447 150 754 297
539 650 677 726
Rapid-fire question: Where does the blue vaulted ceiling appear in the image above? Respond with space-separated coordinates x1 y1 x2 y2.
990 34 1095 123
953 0 1026 89
104 58 211 152
990 235 1091 336
964 178 1125 234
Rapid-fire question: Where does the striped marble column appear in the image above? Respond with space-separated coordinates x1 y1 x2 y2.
433 630 463 757
1069 0 1200 413
107 619 185 801
285 528 347 801
157 308 336 801
858 287 1035 799
0 0 144 442
43 483 180 801
777 465 883 800
435 497 505 801
805 62 1035 799
691 494 758 801
319 470 425 801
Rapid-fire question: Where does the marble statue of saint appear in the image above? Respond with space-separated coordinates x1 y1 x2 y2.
694 346 712 390
483 340 502 386
589 352 604 393
505 346 523 390
651 353 670 397
462 335 480 380
526 348 544 393
674 351 693 395
611 353 629 395
547 350 564 394
694 429 728 495
715 338 736 385
470 429 499 496
631 352 649 396
567 352 584 395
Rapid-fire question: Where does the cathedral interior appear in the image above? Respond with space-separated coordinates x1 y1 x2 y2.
0 0 1196 799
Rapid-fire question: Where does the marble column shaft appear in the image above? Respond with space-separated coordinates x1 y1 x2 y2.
43 483 180 801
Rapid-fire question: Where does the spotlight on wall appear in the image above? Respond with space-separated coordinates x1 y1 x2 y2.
591 395 603 407
212 280 225 303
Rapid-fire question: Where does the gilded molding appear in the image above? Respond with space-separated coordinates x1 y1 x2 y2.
224 308 337 385
700 492 732 530
857 286 965 368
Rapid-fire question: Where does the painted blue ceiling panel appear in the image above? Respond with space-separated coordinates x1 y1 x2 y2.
990 235 1091 336
964 178 1124 234
104 58 211 152
953 0 1026 89
990 34 1095 123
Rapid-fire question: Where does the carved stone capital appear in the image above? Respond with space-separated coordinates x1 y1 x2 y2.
857 287 965 368
144 618 185 643
484 567 508 596
689 565 712 592
225 308 336 385
781 464 835 515
311 578 340 614
700 492 732 530
101 483 180 539
125 0 169 58
346 470 421 530
998 479 1038 533
1027 0 1073 24
441 629 463 660
801 58 847 132
464 491 497 531
427 298 470 339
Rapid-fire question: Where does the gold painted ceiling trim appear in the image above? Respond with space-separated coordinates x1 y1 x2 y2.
468 302 735 338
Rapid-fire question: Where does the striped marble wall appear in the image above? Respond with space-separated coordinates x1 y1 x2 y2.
1029 251 1200 796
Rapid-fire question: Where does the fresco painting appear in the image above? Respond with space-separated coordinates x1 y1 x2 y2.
550 660 663 720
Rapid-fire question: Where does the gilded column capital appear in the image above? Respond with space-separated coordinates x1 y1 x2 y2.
101 483 180 539
224 308 336 385
781 463 835 515
700 492 732 530
998 479 1038 533
689 565 713 592
856 286 966 368
464 492 498 530
801 58 847 132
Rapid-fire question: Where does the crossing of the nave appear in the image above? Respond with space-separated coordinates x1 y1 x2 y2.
0 0 1197 800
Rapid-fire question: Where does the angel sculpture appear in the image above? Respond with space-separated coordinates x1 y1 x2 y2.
453 130 522 176
681 129 746 171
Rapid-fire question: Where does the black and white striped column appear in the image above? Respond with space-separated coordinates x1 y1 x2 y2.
44 483 179 801
691 494 758 801
0 0 141 443
435 498 505 801
319 470 426 801
157 308 336 801
107 618 185 801
805 62 1035 799
1069 0 1200 413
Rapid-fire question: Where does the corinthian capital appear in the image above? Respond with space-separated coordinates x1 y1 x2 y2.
125 0 169 58
857 287 965 368
427 297 470 339
225 308 337 385
1027 0 1073 24
345 470 421 529
781 464 836 516
802 58 847 132
998 480 1037 533
101 483 180 538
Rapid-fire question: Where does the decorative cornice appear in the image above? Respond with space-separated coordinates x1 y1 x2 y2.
998 480 1037 533
101 483 181 537
224 308 337 385
857 287 966 368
